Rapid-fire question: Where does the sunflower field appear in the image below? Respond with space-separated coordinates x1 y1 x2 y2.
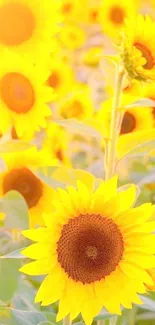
2 1 155 325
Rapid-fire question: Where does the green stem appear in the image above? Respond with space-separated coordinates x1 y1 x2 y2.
109 317 118 325
97 320 106 325
105 66 124 180
63 315 71 325
129 306 137 325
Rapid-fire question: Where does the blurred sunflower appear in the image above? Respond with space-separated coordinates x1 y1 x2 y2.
59 85 94 120
121 15 155 81
97 98 154 138
99 0 137 41
0 51 52 138
0 0 60 57
60 0 81 21
20 175 155 324
42 122 70 166
82 47 103 67
143 83 155 124
0 147 56 228
59 24 86 50
87 4 100 25
47 59 74 99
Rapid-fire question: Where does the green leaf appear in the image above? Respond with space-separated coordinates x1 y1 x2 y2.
137 296 155 312
2 190 29 229
0 141 33 153
42 311 57 323
94 309 114 320
123 140 155 158
34 167 66 189
55 119 103 139
125 98 155 108
37 322 54 325
11 309 47 325
0 259 21 302
0 248 26 259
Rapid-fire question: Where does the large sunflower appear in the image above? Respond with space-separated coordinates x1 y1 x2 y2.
0 51 53 138
0 147 56 228
0 0 60 57
99 0 137 41
121 15 155 81
20 175 155 324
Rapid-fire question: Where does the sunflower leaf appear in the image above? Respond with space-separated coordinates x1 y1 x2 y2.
0 259 21 302
1 191 29 229
0 141 33 153
0 248 26 259
125 98 155 108
55 119 103 139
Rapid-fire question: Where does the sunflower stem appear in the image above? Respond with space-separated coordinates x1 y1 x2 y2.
105 65 124 180
97 320 106 325
129 306 137 325
63 315 71 325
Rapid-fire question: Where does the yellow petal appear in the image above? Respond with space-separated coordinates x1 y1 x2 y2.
22 228 48 242
119 262 154 285
19 259 52 275
21 243 51 260
101 185 136 218
35 266 66 303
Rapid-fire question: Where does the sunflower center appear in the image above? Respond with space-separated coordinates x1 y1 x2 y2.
109 6 125 24
3 168 43 208
57 213 124 284
134 42 154 70
62 3 72 14
0 3 35 46
11 127 19 140
48 72 60 89
0 72 35 114
56 149 64 161
62 100 83 118
120 112 136 134
90 9 98 23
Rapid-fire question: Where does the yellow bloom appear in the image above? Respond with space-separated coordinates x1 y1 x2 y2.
143 83 155 125
0 51 53 138
97 97 154 138
0 147 56 228
42 122 71 166
96 97 155 159
60 0 82 22
59 84 94 120
59 24 86 50
82 47 103 67
20 175 155 324
121 15 155 81
0 0 60 58
46 58 74 99
99 0 137 41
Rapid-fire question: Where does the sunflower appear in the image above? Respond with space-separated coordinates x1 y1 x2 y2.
46 58 74 99
59 24 86 50
59 85 94 120
82 47 103 67
121 15 155 81
0 51 53 138
20 175 155 324
97 97 154 138
0 147 56 228
99 0 137 42
142 83 155 125
60 0 82 22
0 0 60 58
42 122 71 166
